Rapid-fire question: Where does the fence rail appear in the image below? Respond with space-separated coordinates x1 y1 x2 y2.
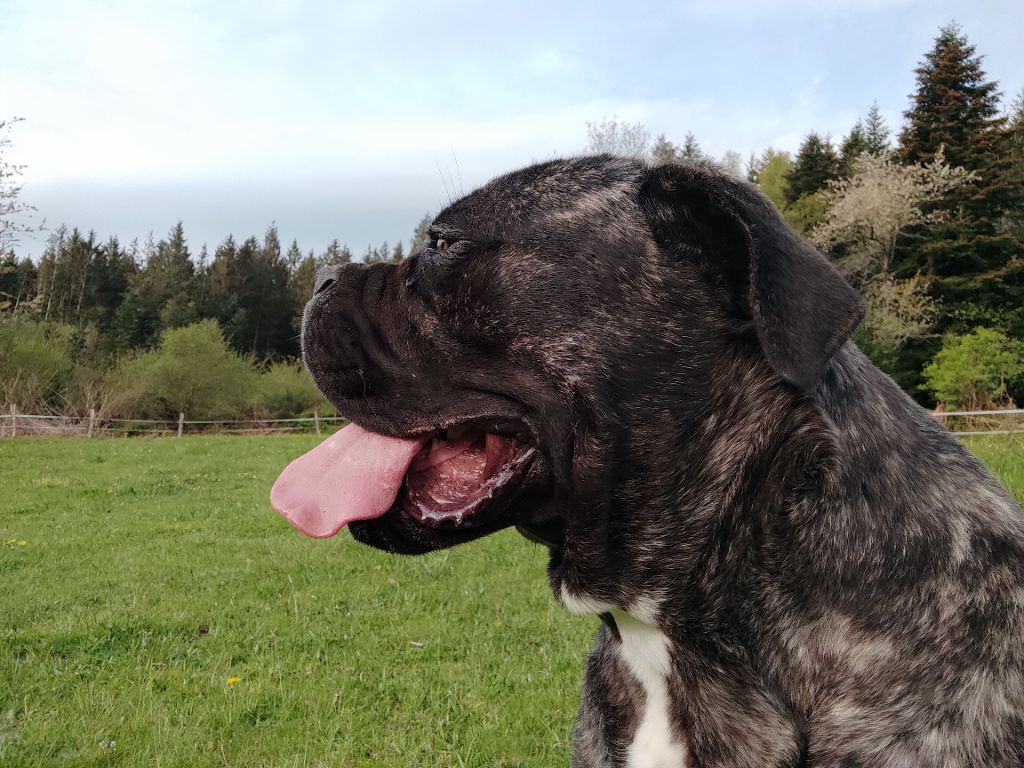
1 406 347 438
930 408 1024 437
2 406 1024 439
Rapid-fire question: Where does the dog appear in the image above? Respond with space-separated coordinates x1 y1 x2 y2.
271 155 1024 767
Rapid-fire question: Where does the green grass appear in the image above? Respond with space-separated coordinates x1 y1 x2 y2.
0 437 590 767
1 434 1022 767
963 434 1024 501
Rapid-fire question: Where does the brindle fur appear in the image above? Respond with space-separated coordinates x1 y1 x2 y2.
302 156 1024 766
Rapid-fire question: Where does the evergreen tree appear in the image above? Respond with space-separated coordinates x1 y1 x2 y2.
785 132 839 203
288 252 318 326
362 242 391 264
895 23 1023 342
650 134 681 165
838 106 888 179
679 132 705 163
0 251 37 312
285 239 303 271
999 89 1024 242
319 239 351 266
207 230 295 359
88 236 134 328
838 121 869 178
899 24 1004 169
863 102 890 154
144 222 196 331
410 213 432 254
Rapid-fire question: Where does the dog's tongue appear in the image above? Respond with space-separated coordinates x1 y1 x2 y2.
270 423 425 538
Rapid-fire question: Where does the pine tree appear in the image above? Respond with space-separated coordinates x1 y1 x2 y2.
285 239 302 271
410 214 432 254
893 24 1024 401
896 25 1022 307
785 132 839 203
288 252 318 327
899 24 1004 169
839 106 889 178
679 132 705 163
999 89 1024 242
863 102 890 154
838 121 869 178
0 251 38 312
651 134 681 165
319 239 351 266
139 222 196 332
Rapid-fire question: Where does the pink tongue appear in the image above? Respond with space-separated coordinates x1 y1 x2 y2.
270 423 425 538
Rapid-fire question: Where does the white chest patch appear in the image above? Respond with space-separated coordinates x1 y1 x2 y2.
612 608 690 768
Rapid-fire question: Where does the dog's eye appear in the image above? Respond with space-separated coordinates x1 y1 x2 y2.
436 238 450 252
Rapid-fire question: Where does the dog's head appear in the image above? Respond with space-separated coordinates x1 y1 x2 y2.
272 155 864 604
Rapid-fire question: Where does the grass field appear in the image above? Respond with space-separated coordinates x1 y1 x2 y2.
1 434 1022 767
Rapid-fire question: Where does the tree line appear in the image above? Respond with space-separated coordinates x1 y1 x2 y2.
1 23 1022 418
588 24 1024 409
1 218 432 360
0 212 433 418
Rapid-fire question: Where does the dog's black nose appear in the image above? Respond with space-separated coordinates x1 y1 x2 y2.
314 265 343 296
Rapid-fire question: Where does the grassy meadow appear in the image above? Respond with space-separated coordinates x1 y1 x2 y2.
1 434 1023 767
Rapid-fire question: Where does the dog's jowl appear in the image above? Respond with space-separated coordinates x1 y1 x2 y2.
272 156 1024 767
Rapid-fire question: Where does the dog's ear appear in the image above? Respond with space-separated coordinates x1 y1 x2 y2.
639 165 865 392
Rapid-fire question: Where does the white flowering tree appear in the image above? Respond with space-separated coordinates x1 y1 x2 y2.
811 150 975 348
811 150 976 277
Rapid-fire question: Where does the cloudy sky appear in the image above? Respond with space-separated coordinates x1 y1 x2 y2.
2 0 1021 260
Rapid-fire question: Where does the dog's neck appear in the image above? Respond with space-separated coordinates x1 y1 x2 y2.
555 343 840 634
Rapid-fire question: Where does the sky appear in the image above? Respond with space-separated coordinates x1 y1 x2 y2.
2 0 1021 261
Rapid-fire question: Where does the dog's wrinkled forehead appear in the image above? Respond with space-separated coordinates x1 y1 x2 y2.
433 155 644 241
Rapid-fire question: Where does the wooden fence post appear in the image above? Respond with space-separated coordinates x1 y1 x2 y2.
9 404 16 438
88 408 96 438
314 408 321 436
177 412 185 438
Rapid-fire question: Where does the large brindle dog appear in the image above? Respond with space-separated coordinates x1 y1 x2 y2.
272 155 1024 766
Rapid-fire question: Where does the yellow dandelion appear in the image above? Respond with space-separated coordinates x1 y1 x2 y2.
17 540 27 546
226 676 241 686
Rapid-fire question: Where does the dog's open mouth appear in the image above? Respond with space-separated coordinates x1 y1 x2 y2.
403 425 533 528
270 421 535 537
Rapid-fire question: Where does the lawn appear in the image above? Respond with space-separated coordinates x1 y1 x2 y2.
1 433 1022 767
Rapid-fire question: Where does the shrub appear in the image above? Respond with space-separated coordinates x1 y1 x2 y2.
106 320 258 420
255 361 327 418
0 317 74 411
923 327 1024 409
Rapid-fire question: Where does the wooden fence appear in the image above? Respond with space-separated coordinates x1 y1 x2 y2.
1 406 346 437
2 406 1023 439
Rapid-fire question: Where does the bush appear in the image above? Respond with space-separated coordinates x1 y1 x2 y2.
923 327 1024 409
106 320 258 420
255 361 327 418
0 317 74 411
